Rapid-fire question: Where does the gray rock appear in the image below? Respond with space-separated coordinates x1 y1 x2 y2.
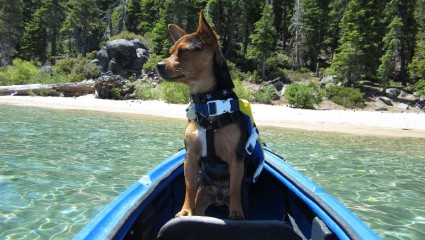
420 94 425 102
96 47 109 72
106 39 138 68
321 75 337 88
375 102 388 111
397 103 410 110
130 39 149 50
378 96 393 106
398 90 407 98
386 88 400 98
94 38 150 78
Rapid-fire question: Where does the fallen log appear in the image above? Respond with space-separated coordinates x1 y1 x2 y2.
0 80 94 97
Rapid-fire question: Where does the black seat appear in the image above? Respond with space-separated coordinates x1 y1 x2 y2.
157 216 302 240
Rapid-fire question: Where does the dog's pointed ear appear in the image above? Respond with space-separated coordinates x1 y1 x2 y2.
168 24 186 43
196 10 218 47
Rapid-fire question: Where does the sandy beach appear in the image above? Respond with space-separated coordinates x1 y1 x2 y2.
1 95 425 138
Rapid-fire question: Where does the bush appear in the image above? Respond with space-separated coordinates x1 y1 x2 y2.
160 81 189 103
254 86 276 104
269 67 287 81
412 79 425 94
109 31 146 43
0 59 41 85
135 82 160 100
284 69 312 82
0 59 68 86
54 55 101 82
284 82 324 109
232 79 252 101
325 86 366 109
142 54 164 73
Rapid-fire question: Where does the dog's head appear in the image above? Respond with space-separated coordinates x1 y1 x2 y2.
156 10 234 93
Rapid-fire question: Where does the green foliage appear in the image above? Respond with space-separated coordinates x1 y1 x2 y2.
111 87 122 100
284 69 312 82
142 54 164 73
109 31 146 43
0 59 67 85
149 16 170 56
135 82 160 100
54 55 101 82
1 0 425 95
329 0 384 86
254 86 276 104
412 79 425 94
248 5 276 59
233 79 253 101
325 86 366 109
62 0 102 56
0 59 41 85
160 82 190 104
284 82 323 109
247 4 277 79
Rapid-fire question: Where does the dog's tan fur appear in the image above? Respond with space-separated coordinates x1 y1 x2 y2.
157 10 245 220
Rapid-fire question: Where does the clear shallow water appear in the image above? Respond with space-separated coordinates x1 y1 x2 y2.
1 105 424 239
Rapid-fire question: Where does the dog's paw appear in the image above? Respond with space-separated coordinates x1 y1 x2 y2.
175 209 193 218
229 210 245 220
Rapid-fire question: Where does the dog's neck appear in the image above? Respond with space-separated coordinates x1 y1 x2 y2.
188 76 219 95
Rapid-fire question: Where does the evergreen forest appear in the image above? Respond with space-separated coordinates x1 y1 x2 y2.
1 0 425 101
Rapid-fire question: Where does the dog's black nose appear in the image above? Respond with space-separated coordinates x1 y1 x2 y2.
156 62 166 71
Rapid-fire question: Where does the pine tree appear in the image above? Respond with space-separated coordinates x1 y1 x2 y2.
126 0 142 33
410 0 425 81
205 0 242 57
273 0 293 47
378 0 415 86
378 15 402 91
329 0 384 86
289 0 302 69
326 0 350 58
248 4 277 80
138 0 162 35
0 0 24 65
21 0 65 63
240 0 263 56
62 0 102 56
300 0 329 69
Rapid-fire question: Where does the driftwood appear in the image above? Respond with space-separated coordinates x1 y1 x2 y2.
0 81 94 97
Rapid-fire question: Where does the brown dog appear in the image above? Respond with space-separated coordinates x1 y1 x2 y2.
157 10 247 220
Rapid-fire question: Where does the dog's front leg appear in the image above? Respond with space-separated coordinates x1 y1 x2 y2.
176 151 200 217
228 160 245 220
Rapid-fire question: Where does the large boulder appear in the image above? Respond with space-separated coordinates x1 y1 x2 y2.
94 38 149 78
385 88 400 98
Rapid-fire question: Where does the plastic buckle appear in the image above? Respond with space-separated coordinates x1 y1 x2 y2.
207 99 233 117
245 127 259 155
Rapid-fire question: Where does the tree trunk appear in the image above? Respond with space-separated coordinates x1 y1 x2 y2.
261 54 267 80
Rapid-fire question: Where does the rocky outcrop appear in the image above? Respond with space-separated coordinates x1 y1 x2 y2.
94 75 135 100
94 39 149 78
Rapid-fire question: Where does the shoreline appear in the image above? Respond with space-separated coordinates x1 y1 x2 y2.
1 95 425 138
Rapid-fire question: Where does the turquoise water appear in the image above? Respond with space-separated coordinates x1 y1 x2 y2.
1 105 424 239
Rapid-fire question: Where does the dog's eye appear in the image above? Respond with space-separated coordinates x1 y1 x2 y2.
178 48 187 57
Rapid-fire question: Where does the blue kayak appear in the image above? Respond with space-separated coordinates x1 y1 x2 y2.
74 147 380 240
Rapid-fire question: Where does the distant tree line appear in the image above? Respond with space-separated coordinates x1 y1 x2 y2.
1 0 425 89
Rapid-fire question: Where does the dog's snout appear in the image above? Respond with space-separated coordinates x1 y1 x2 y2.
156 62 166 71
